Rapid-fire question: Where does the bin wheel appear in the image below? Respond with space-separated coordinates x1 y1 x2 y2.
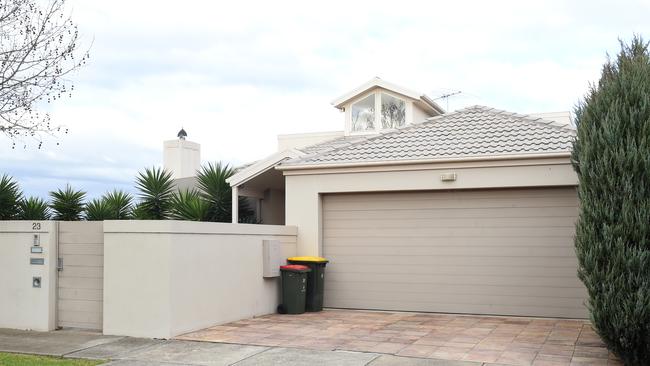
277 304 287 314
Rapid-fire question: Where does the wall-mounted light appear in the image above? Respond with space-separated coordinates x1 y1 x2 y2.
440 172 457 182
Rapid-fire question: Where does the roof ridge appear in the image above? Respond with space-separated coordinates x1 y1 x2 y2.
480 106 576 132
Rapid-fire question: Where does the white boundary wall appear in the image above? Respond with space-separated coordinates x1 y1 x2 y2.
103 220 298 339
0 221 58 331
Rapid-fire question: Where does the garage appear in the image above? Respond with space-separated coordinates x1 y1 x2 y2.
322 187 588 318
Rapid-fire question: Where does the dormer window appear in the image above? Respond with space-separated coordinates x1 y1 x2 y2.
381 93 405 129
350 92 406 133
351 94 375 132
334 77 445 136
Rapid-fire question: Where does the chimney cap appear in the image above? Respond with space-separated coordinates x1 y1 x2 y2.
177 128 187 140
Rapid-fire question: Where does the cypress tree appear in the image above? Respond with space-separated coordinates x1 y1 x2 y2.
572 36 650 365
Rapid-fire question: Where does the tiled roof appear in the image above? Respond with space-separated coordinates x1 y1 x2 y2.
283 105 575 167
297 135 369 155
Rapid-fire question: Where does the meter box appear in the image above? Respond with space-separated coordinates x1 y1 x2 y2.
262 240 283 278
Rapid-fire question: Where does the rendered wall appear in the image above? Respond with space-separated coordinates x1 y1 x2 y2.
284 158 579 256
103 220 297 339
0 221 57 331
163 139 201 179
262 188 285 225
412 102 433 124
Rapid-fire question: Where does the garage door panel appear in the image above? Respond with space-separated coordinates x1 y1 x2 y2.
325 216 576 229
324 197 577 211
326 263 579 278
326 207 579 220
325 254 578 267
324 187 576 203
325 226 576 238
326 281 587 298
325 245 576 257
326 271 584 287
326 288 586 308
323 236 574 248
326 298 587 319
322 187 587 318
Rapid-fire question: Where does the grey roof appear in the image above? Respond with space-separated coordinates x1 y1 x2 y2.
284 105 575 167
297 135 369 155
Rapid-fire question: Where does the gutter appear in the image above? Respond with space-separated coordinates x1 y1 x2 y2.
276 152 572 171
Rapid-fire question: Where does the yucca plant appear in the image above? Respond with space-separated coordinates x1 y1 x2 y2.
103 189 133 219
50 185 86 221
170 189 210 221
18 197 50 220
130 202 147 220
0 174 22 219
196 162 254 223
134 167 174 220
85 198 112 221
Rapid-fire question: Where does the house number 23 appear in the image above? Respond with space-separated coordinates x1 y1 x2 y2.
32 222 41 230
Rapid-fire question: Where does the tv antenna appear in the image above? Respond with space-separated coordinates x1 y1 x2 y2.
433 90 462 111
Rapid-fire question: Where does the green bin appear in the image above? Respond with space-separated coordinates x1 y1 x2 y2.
287 256 329 312
279 264 311 314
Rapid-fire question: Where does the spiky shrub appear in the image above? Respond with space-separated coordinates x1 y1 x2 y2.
170 189 210 221
130 203 147 220
103 190 133 219
572 36 650 365
196 162 254 223
0 174 22 219
18 197 50 220
134 167 174 220
85 198 112 221
50 185 86 221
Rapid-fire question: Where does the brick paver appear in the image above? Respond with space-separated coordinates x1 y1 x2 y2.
176 309 622 366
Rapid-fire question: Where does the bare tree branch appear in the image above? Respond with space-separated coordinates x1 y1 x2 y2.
0 0 89 146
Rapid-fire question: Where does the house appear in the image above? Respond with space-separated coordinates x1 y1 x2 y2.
176 77 584 319
0 77 586 339
227 78 584 319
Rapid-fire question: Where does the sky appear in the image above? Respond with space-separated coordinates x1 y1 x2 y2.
1 0 649 199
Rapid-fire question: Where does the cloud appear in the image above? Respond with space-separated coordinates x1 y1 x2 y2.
1 0 648 198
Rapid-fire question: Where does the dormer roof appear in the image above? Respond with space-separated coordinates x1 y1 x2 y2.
330 77 445 114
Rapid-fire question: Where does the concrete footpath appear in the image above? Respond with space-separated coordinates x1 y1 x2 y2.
0 328 483 366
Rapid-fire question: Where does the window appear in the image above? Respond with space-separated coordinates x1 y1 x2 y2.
348 91 408 134
351 94 375 132
381 93 405 129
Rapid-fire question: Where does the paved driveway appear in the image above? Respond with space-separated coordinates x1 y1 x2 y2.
177 309 621 366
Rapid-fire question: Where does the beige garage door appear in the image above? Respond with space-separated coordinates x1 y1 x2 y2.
322 187 587 318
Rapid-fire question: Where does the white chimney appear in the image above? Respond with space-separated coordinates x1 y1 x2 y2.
163 128 201 179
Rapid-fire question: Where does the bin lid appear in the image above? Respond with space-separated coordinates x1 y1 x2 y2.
280 264 311 272
287 256 329 263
